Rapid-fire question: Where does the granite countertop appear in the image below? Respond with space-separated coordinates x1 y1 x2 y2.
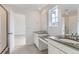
39 35 49 38
49 36 79 50
39 35 79 50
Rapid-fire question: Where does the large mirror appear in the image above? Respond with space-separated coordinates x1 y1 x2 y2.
48 6 59 27
48 6 64 36
48 5 79 38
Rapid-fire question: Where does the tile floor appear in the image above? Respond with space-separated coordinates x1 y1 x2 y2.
12 44 48 54
12 35 48 54
14 35 26 47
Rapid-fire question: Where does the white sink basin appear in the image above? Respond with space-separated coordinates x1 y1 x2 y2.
49 36 57 39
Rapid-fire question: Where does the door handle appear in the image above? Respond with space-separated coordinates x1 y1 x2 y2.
8 33 13 34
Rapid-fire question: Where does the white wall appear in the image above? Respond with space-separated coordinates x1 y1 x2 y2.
77 9 79 35
77 19 79 35
14 13 25 35
25 10 41 45
40 9 48 31
64 15 69 34
68 15 77 34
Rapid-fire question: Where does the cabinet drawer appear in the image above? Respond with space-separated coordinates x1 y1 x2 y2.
48 44 64 54
48 39 79 54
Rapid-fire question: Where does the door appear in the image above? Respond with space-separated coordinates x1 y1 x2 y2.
8 12 14 53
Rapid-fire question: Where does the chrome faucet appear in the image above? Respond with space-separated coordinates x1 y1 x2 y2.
75 33 78 41
71 33 79 41
71 33 74 40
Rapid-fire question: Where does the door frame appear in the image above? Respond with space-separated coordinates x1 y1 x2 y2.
0 4 9 54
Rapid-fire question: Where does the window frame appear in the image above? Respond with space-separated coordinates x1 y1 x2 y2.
48 6 59 27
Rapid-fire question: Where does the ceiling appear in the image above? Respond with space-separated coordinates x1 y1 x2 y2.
60 4 79 15
4 4 48 14
4 4 79 15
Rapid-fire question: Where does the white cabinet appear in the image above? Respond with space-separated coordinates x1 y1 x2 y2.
48 39 79 54
39 38 48 50
33 33 48 50
48 44 64 54
34 33 39 47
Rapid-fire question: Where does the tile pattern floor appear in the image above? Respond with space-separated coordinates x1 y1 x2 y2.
12 35 48 54
14 35 26 47
12 44 48 54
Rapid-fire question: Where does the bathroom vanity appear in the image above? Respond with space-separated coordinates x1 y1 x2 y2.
33 5 79 54
33 30 79 54
48 37 79 54
38 35 79 54
45 5 79 54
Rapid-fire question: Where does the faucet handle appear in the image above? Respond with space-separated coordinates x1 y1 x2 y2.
75 33 77 36
71 33 74 40
71 33 73 35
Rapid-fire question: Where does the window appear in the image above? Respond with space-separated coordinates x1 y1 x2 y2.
49 6 59 27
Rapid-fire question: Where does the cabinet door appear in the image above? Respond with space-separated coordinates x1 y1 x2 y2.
48 44 64 54
39 38 48 50
34 34 39 47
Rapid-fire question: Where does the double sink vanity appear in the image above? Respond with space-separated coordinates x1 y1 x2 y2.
33 5 79 54
34 31 79 54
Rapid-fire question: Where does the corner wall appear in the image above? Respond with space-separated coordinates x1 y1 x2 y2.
25 10 41 45
40 8 48 31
